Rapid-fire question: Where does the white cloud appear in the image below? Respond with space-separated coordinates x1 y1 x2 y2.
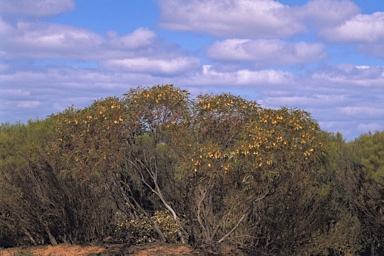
0 62 8 72
0 18 12 33
158 0 305 38
236 69 293 85
340 106 384 117
0 1 195 78
16 101 41 108
0 89 31 98
0 0 74 17
260 94 350 109
158 0 362 39
106 28 157 50
207 39 326 66
102 57 201 75
0 19 199 75
311 65 384 87
320 12 384 43
0 21 102 59
296 0 359 28
185 65 294 86
357 123 383 132
359 43 384 58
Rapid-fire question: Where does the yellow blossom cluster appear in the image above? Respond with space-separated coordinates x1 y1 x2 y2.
197 94 259 113
51 97 128 178
125 85 189 109
188 142 235 175
185 105 324 179
235 108 323 169
56 97 125 135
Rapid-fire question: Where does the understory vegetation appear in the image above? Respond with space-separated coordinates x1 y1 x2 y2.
1 85 383 255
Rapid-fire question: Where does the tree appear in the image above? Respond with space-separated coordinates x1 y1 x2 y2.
121 85 191 243
173 93 327 253
349 131 384 255
173 93 262 245
0 119 62 246
50 98 129 243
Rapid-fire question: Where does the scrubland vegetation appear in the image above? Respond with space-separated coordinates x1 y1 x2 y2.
1 84 383 255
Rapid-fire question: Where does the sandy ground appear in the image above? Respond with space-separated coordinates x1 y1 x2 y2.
0 243 196 256
0 244 105 256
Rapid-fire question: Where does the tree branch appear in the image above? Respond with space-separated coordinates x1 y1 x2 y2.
217 191 269 244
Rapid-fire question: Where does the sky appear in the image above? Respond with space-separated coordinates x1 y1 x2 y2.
1 0 384 141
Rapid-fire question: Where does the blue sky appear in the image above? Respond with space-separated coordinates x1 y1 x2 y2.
1 0 384 141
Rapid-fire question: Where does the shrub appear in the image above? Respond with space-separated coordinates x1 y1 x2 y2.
113 210 180 244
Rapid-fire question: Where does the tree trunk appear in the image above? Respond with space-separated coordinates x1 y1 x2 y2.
22 228 37 245
43 222 58 246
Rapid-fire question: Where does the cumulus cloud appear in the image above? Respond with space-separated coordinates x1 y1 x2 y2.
0 62 8 72
102 57 201 75
0 17 199 75
359 43 384 58
236 69 294 85
105 28 157 50
158 0 305 38
0 21 102 59
206 39 326 66
0 89 31 98
0 22 175 60
16 101 41 108
320 12 384 43
296 0 359 28
260 94 350 109
311 65 384 87
340 106 384 117
0 0 74 17
183 65 294 87
158 0 363 39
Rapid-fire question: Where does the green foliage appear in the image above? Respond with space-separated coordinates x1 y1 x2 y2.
347 131 384 254
353 131 384 185
0 118 114 247
0 119 59 246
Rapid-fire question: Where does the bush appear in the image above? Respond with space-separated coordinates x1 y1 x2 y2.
113 210 180 244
